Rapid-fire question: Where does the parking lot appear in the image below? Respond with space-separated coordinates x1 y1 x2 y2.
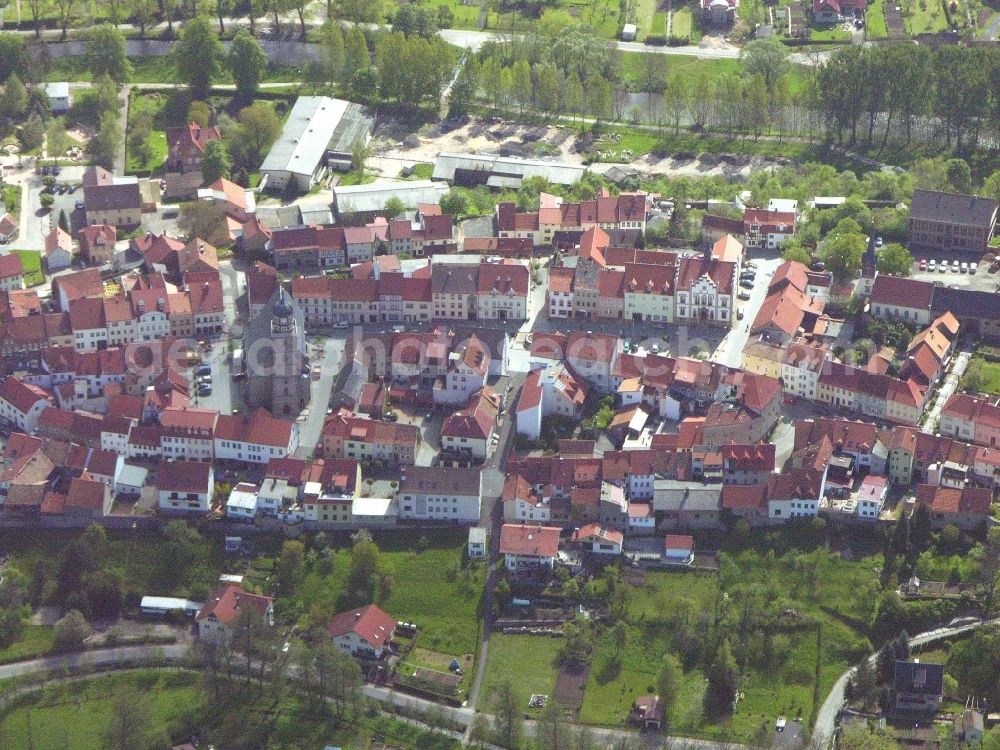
910 254 1000 292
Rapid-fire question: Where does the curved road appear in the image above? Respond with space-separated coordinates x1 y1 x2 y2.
812 617 1000 748
0 643 750 749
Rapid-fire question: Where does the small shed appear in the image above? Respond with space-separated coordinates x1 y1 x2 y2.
114 463 148 497
45 82 71 113
468 526 487 559
621 23 638 40
664 534 695 565
140 596 204 618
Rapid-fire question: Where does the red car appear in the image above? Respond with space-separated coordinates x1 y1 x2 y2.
919 259 927 271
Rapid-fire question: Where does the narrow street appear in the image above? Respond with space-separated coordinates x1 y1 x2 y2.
921 349 971 434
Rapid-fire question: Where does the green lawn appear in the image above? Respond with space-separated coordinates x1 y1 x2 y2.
672 3 694 37
417 0 482 30
0 670 463 750
2 527 224 603
651 10 668 34
479 634 563 713
902 0 951 33
809 24 853 40
125 92 170 175
0 671 199 750
866 0 889 38
277 530 485 656
14 250 43 286
961 356 1000 396
574 550 877 742
0 624 55 664
3 183 21 216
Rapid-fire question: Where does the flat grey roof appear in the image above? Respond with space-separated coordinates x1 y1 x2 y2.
334 180 449 214
433 152 587 186
261 97 372 178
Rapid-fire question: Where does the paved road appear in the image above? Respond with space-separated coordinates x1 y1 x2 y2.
980 11 1000 40
812 617 1000 748
711 255 782 369
0 643 189 681
920 348 971 434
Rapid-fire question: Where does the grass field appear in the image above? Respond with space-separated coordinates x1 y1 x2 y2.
573 550 877 742
671 3 694 36
2 527 224 603
651 10 668 34
809 24 853 40
620 52 811 99
0 671 199 750
125 92 169 175
14 250 43 286
901 0 952 33
277 530 485 656
419 0 482 30
0 624 55 664
0 670 463 750
961 356 1000 396
479 634 563 714
866 0 890 38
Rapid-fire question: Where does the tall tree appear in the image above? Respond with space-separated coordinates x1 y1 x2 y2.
54 0 75 39
448 55 480 119
316 21 345 91
494 678 524 749
86 25 132 85
539 699 572 750
740 37 788 94
88 110 122 171
231 101 281 169
175 17 223 100
343 27 370 82
105 687 167 750
0 74 28 121
201 139 231 183
228 29 267 99
704 639 739 716
656 652 682 722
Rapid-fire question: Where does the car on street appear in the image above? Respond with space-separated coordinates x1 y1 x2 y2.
875 236 883 247
737 290 751 300
737 309 744 320
198 385 212 396
196 364 211 377
334 320 349 329
740 279 753 289
67 184 76 194
74 200 85 210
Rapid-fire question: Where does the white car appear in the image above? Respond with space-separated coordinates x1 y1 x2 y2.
650 343 660 354
928 259 936 270
961 262 969 273
971 262 978 273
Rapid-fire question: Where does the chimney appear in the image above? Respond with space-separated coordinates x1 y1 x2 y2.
137 299 146 312
157 297 165 311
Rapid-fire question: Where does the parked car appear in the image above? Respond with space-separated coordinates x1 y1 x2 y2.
970 262 978 273
74 200 85 211
928 259 936 270
196 364 211 377
334 319 350 329
52 165 60 176
739 279 753 289
198 385 212 396
67 184 76 194
939 262 948 273
737 309 744 320
952 259 960 271
875 236 883 247
737 290 751 300
919 259 927 271
961 262 969 273
650 343 660 354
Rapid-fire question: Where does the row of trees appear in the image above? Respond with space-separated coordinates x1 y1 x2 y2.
814 43 1000 152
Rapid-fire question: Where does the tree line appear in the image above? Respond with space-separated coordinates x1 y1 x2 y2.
814 43 1000 152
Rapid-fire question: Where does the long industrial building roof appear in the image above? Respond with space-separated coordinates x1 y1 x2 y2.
260 96 373 178
433 152 587 186
333 180 449 214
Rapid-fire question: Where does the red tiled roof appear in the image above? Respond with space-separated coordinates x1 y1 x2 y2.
675 255 734 295
477 263 529 296
0 377 54 413
499 524 560 557
196 583 272 626
722 443 776 471
664 534 694 550
721 484 768 510
327 604 396 646
52 269 104 303
215 408 295 449
157 460 212 493
574 523 623 546
870 276 934 310
914 484 991 515
0 253 25 279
